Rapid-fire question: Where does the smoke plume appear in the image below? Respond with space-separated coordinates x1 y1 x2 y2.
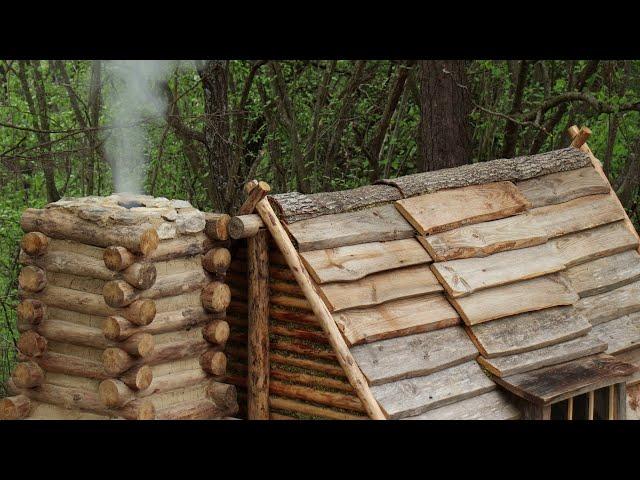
104 60 177 194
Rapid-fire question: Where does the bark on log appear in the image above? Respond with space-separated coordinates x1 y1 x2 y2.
20 249 114 282
269 396 366 420
145 233 222 262
121 263 157 290
18 266 47 292
155 399 235 420
206 381 238 410
31 319 109 350
269 380 364 412
12 361 45 388
21 285 155 325
103 336 221 375
21 208 160 255
202 248 231 274
103 308 215 341
205 213 230 241
201 281 231 313
202 319 230 345
103 246 136 271
255 193 386 419
268 148 592 223
17 299 47 325
248 229 270 419
270 306 319 326
239 181 271 215
0 395 31 419
229 214 264 239
20 232 49 256
270 294 311 311
8 379 155 420
120 365 153 390
103 270 209 307
33 319 153 356
270 367 352 392
377 147 592 198
138 368 209 398
200 350 227 375
269 184 403 223
17 330 48 357
27 351 110 380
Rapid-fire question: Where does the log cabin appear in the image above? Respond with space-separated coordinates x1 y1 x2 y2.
3 125 640 421
227 126 640 420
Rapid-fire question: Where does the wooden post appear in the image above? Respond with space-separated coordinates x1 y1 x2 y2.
588 390 595 420
567 397 573 420
568 125 640 254
254 189 386 419
522 402 551 420
616 382 627 420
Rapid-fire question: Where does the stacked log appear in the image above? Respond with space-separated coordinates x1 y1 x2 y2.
2 194 237 420
228 242 367 420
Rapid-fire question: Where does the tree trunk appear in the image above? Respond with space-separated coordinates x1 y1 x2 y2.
418 60 472 172
199 60 231 212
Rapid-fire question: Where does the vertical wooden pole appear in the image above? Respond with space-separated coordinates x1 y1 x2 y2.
247 229 270 419
588 391 595 420
567 397 573 420
522 402 551 420
608 385 615 420
616 383 627 420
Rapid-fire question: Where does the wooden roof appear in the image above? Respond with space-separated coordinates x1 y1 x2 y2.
268 142 640 419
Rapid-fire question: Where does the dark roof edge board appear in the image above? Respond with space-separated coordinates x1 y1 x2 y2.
269 147 592 224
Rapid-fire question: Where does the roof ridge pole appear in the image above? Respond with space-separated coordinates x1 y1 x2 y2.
254 185 387 420
568 125 640 254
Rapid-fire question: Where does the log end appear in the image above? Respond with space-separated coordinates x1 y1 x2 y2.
103 348 134 376
124 299 156 326
130 365 153 390
200 350 227 376
202 248 231 274
206 214 230 241
11 361 44 389
20 232 49 257
129 333 154 358
201 282 231 313
133 400 156 420
17 330 48 357
125 262 157 290
103 246 136 271
202 320 230 345
18 266 47 292
103 316 124 341
0 395 31 420
139 228 160 256
98 379 130 408
103 280 136 308
206 381 237 410
17 299 46 325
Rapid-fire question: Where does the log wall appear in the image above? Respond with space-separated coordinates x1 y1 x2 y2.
2 195 237 420
229 243 368 420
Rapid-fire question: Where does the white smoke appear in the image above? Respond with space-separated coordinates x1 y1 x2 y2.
104 60 178 194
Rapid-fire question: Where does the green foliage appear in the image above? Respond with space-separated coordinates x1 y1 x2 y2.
0 59 639 395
